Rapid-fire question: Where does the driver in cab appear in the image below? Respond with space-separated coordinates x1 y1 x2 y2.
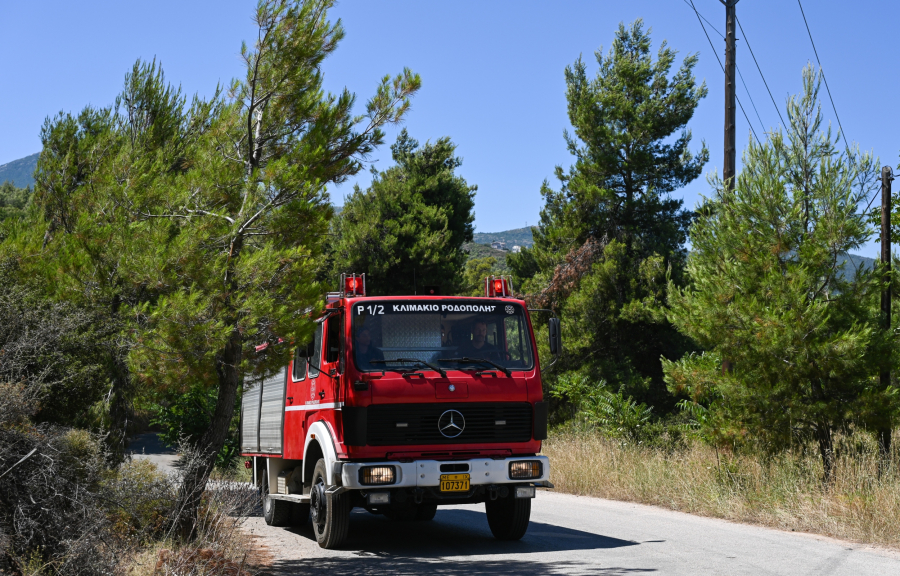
456 319 499 359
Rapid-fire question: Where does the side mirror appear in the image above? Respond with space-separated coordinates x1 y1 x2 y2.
548 318 562 355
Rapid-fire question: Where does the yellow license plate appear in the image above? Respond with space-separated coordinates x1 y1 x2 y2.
439 473 470 492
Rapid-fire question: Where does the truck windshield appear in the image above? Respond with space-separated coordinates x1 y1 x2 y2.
351 300 534 373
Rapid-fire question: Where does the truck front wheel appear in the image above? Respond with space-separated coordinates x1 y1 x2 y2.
309 459 350 549
485 495 531 540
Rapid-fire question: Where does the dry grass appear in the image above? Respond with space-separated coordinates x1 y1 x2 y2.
124 466 261 576
542 428 900 548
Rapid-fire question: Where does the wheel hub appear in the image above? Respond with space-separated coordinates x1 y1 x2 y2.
310 482 327 526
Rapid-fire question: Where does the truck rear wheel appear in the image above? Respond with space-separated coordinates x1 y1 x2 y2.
262 474 292 527
310 458 349 549
485 495 531 540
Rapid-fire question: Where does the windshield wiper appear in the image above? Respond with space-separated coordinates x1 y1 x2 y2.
437 357 512 378
370 358 447 378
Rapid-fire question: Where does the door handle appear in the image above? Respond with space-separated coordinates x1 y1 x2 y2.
287 396 294 405
318 390 325 399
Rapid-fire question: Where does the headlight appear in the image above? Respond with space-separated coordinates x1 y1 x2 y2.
509 460 542 480
359 465 395 485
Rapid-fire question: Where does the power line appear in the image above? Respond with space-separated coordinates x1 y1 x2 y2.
687 0 760 144
681 0 766 136
682 0 723 36
796 0 851 152
735 59 766 137
736 16 787 130
737 65 766 138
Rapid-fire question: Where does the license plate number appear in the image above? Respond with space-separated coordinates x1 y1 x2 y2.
439 473 470 492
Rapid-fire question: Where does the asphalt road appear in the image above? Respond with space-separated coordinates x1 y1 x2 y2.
244 491 900 575
128 432 181 471
127 435 899 574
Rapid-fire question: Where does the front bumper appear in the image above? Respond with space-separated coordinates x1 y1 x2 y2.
340 455 550 490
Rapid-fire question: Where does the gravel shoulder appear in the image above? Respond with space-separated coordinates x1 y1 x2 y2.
243 491 900 576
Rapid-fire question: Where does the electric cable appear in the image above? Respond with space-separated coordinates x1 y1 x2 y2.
681 0 766 136
736 16 787 130
682 0 723 36
687 0 760 144
796 0 851 152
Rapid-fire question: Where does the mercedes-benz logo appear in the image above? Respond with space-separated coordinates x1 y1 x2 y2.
438 410 465 438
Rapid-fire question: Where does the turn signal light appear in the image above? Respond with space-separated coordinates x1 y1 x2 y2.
359 465 395 485
509 460 542 479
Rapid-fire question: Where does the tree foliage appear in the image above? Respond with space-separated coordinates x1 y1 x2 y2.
0 182 32 221
512 20 707 409
462 256 499 296
17 0 420 536
330 129 475 295
665 67 892 482
0 267 113 428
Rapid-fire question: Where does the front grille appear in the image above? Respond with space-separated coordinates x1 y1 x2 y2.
367 402 533 446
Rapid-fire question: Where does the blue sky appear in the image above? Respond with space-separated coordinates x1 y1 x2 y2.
2 1 896 256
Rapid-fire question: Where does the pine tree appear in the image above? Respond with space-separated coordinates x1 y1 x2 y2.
330 129 475 295
510 20 707 408
665 66 892 483
22 0 420 536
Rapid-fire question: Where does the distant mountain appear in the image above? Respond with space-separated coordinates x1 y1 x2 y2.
462 242 510 272
0 153 39 188
844 253 875 274
473 227 533 249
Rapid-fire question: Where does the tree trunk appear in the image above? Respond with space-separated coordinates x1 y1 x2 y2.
815 424 835 486
878 427 893 476
174 327 243 540
105 295 133 465
106 354 133 464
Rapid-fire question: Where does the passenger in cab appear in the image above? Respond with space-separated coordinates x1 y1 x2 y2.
354 326 383 369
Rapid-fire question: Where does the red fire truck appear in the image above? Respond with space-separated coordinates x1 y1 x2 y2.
240 274 561 548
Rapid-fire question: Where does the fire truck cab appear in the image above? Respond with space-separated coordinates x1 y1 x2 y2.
240 275 560 549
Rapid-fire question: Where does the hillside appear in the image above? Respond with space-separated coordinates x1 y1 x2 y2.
0 152 39 188
462 242 510 273
473 227 533 248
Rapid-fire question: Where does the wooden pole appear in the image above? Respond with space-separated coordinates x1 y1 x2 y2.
722 0 739 192
880 166 893 466
720 0 740 376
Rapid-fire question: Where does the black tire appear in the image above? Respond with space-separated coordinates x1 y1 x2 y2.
415 503 438 521
291 502 310 527
485 495 531 540
262 473 292 527
309 459 350 548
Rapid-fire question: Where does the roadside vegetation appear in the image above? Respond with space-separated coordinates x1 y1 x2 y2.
0 0 416 572
516 20 900 547
544 426 900 548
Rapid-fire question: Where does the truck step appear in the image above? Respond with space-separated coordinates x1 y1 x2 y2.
268 493 310 504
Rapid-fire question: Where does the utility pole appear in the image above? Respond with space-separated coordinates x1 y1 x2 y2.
880 166 894 467
722 0 739 192
720 0 740 377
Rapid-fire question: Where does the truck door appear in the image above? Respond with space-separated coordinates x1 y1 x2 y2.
321 312 343 407
283 345 307 458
